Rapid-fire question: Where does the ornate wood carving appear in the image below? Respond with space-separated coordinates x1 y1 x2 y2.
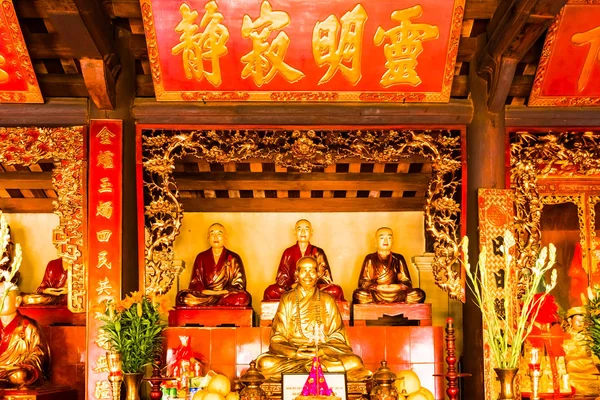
0 127 86 312
510 130 600 280
141 128 465 301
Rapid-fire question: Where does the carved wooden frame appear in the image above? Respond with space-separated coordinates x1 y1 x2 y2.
137 126 465 301
0 127 86 312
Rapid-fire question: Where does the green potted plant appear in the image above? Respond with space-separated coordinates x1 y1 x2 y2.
95 291 169 400
584 286 600 366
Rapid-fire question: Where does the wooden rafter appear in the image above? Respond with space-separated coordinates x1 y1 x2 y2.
477 0 567 112
42 0 120 109
0 172 53 189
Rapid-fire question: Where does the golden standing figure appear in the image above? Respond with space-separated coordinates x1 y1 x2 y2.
257 256 371 382
0 281 50 387
352 227 425 304
176 223 251 307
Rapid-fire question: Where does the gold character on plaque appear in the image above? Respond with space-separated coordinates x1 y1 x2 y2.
97 230 113 243
94 380 112 400
374 5 439 87
96 127 116 145
571 25 600 92
241 0 305 86
0 54 8 84
93 355 109 374
172 1 230 86
98 177 113 194
96 278 113 296
96 251 112 270
312 4 368 85
96 151 114 169
96 201 113 219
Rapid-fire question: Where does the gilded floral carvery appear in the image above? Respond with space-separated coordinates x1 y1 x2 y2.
511 130 600 293
142 128 464 300
0 127 86 312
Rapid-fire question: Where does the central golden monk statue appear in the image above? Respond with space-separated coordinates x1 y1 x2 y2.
176 223 251 307
0 280 50 387
257 256 371 382
353 227 425 304
263 219 344 301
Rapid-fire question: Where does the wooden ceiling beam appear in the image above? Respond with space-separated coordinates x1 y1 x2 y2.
174 172 430 191
477 0 567 113
133 98 474 125
0 199 54 213
505 106 600 127
180 197 425 212
42 0 120 109
0 173 53 189
176 155 430 164
38 74 89 97
0 98 88 126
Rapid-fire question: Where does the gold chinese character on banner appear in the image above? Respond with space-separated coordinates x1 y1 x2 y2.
96 251 112 270
96 278 113 296
96 127 116 145
374 5 439 87
97 151 114 169
0 54 8 83
95 380 112 400
96 230 113 243
313 4 368 85
98 177 113 194
172 1 230 86
93 355 109 373
241 0 305 86
96 201 113 219
571 25 600 92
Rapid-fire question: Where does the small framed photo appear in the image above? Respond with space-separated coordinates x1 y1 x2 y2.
282 372 348 400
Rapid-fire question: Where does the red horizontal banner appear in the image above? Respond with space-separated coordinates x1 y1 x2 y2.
0 0 43 103
141 0 464 102
529 1 600 106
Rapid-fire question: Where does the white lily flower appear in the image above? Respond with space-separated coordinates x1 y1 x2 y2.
589 287 595 302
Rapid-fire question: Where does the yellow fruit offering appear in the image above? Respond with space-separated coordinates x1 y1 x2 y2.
193 390 209 400
207 374 231 396
204 392 226 400
394 370 421 396
417 387 434 400
406 393 428 400
225 392 240 400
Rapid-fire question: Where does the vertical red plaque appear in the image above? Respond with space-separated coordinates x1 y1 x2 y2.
87 120 123 400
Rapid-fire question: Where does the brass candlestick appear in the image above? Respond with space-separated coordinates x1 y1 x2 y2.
530 366 541 400
107 352 124 400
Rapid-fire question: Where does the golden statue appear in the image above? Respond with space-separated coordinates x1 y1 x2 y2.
263 219 344 301
256 256 372 382
352 227 425 304
562 306 600 396
176 223 251 307
0 280 50 387
21 258 67 306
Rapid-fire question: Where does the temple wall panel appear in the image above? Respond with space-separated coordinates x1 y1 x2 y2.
4 213 59 293
172 211 426 310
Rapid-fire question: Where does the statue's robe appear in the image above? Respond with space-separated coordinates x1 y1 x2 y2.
263 243 344 301
563 329 600 395
176 247 251 307
0 311 50 386
352 252 425 304
257 287 371 381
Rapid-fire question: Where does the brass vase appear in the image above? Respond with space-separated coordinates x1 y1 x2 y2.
494 368 518 400
123 372 144 400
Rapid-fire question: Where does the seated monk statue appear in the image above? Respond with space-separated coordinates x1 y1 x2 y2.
0 280 50 387
257 256 371 381
21 258 67 306
176 223 251 307
263 219 344 301
562 306 600 396
353 227 425 304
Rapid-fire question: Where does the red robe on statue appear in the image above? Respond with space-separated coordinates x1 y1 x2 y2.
262 242 345 301
176 248 251 307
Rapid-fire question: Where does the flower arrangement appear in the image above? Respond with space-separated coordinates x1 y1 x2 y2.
95 291 169 373
583 286 600 360
463 231 557 369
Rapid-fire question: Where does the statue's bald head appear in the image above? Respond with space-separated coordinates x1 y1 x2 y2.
207 223 227 249
294 219 313 244
295 256 319 290
375 227 393 253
